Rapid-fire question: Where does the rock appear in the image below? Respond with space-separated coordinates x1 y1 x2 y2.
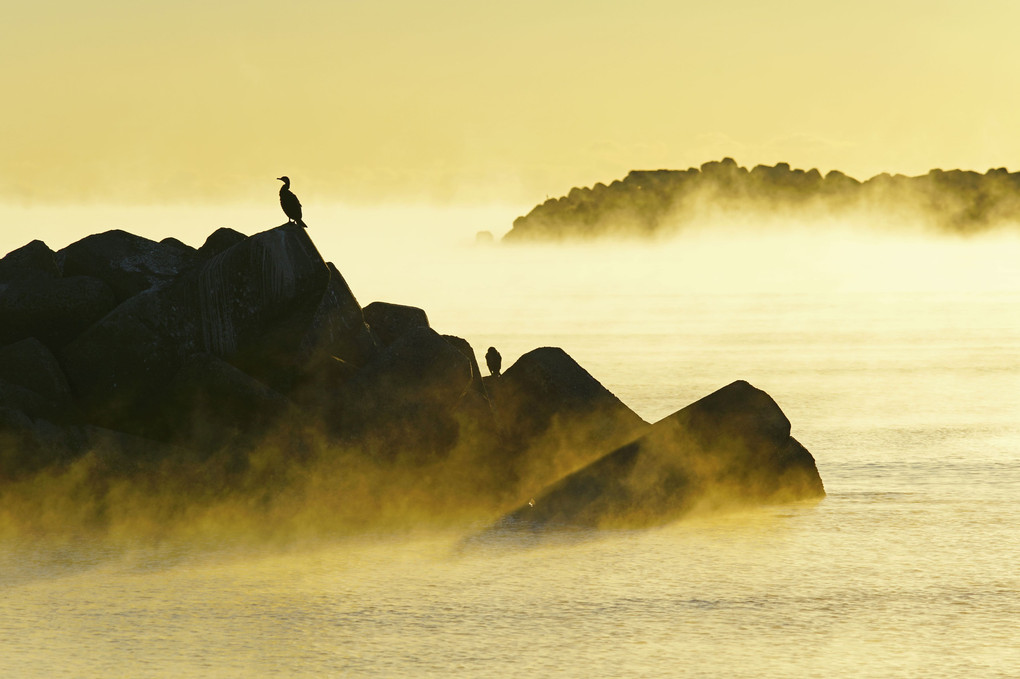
58 229 197 302
60 225 333 430
151 353 294 451
0 240 60 284
485 347 649 491
197 227 247 259
0 379 56 420
443 335 485 394
0 275 117 350
59 290 184 431
338 327 473 461
298 263 377 367
0 407 47 479
0 338 72 407
78 424 192 475
363 302 429 347
159 237 197 254
189 224 329 359
475 230 495 244
498 380 824 530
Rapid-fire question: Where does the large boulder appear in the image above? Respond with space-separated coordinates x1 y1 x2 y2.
0 408 88 481
443 335 486 395
485 347 649 492
0 338 72 407
0 240 60 284
498 380 824 530
196 227 247 259
363 302 429 347
59 289 185 430
0 379 57 420
338 327 473 461
150 353 295 452
60 224 332 430
0 275 117 350
297 263 377 368
58 229 197 302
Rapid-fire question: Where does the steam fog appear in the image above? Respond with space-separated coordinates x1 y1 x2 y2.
2 202 1016 540
2 201 1018 677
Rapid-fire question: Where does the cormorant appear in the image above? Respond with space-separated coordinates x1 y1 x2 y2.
485 346 502 377
277 176 307 228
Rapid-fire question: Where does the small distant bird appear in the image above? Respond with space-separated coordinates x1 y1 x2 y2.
277 176 307 228
485 346 502 377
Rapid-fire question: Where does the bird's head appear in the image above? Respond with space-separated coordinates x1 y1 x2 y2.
276 176 290 187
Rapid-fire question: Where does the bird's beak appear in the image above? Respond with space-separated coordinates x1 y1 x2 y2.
276 177 284 181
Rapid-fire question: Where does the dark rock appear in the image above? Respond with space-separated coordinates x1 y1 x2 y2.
152 353 294 451
298 263 377 368
0 275 117 350
78 424 191 474
485 347 649 492
197 227 247 259
60 225 333 430
499 380 824 530
363 302 429 347
504 159 1020 240
60 290 183 430
0 338 72 406
0 379 56 420
188 225 329 359
58 229 197 302
443 335 485 394
0 240 60 283
0 407 47 479
160 237 196 254
339 327 473 461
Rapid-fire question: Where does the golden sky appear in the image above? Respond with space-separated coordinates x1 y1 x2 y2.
3 0 1019 204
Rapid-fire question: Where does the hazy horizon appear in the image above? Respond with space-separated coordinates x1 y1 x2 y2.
6 1 1020 203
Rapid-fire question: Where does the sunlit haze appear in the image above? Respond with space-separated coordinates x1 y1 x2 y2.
4 0 1020 205
3 4 1020 678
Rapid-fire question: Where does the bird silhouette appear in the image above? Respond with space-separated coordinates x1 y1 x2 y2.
485 346 502 377
277 176 307 228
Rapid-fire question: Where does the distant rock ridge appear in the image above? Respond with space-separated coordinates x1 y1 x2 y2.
0 222 824 533
504 158 1020 241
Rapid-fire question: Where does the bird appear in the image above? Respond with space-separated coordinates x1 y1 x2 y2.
277 176 307 228
485 346 502 377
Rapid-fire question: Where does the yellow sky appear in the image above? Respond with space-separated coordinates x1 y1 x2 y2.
3 0 1019 205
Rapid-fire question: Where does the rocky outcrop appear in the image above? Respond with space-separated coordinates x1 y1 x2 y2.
0 240 61 283
0 338 72 409
362 302 429 347
338 327 475 461
0 275 117 350
57 229 197 302
497 380 824 529
58 224 332 429
485 347 650 492
197 227 246 259
504 158 1020 240
0 223 826 533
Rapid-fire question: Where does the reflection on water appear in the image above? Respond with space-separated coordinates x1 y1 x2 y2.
1 206 1019 677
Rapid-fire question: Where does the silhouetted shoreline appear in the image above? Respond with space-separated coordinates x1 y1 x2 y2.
0 223 822 538
505 159 1020 241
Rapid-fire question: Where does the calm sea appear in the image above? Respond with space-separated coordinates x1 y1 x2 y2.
1 207 1018 677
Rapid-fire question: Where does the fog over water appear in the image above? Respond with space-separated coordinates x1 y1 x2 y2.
1 204 1018 677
